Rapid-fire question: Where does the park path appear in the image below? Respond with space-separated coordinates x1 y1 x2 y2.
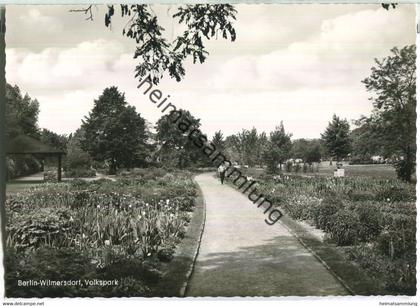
186 172 349 297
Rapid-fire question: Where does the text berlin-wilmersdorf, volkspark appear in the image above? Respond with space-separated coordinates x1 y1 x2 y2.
137 76 283 226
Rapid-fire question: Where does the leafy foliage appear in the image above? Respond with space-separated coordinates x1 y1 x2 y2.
263 122 292 173
100 4 236 84
81 87 149 174
5 84 40 139
65 128 93 172
40 129 68 152
360 45 416 181
5 84 43 178
6 170 197 297
291 138 323 164
211 130 225 152
321 114 351 161
155 109 209 168
244 171 415 294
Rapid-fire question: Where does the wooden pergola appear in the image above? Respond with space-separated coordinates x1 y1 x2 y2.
6 135 66 182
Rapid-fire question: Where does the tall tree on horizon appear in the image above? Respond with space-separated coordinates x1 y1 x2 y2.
155 109 207 168
263 122 292 173
5 84 40 140
211 130 225 152
81 86 149 174
321 114 351 163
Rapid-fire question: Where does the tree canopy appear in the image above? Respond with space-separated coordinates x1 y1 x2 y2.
5 84 40 140
81 86 149 174
321 114 351 162
155 109 208 168
361 45 416 181
263 122 292 173
73 4 237 84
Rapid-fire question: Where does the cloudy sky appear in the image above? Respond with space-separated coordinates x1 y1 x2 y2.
6 4 416 139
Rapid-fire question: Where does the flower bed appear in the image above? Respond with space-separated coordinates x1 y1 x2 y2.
5 170 197 297
254 174 416 295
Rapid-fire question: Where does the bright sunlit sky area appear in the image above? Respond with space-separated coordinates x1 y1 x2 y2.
5 4 416 139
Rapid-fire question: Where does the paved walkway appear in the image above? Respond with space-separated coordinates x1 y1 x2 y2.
187 172 349 297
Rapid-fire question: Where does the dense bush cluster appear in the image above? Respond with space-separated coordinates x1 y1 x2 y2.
256 174 416 295
6 156 42 179
64 168 96 178
5 170 197 297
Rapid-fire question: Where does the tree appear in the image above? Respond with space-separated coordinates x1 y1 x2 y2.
211 130 225 152
236 128 260 166
73 5 236 84
65 128 93 170
304 142 322 165
155 109 207 168
5 84 43 178
291 138 309 160
256 132 269 167
292 138 322 164
321 114 351 163
5 84 40 139
224 135 241 164
40 129 67 152
81 86 149 174
362 45 416 181
263 122 292 173
350 118 383 161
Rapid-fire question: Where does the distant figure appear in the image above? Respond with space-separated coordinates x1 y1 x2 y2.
217 164 227 184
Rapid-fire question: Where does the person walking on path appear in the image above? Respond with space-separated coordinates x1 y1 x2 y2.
217 163 227 184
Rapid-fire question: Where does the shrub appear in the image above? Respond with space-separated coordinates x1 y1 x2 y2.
285 160 293 172
311 195 344 231
348 190 376 202
7 155 42 179
7 207 74 250
157 248 175 262
328 210 361 246
376 186 415 202
377 213 416 259
5 247 99 297
65 168 96 178
105 277 151 297
282 195 321 220
344 244 416 295
43 170 58 182
356 203 383 242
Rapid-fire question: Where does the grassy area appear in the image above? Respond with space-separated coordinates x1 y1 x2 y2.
317 162 397 179
6 181 45 194
243 162 397 180
5 168 199 297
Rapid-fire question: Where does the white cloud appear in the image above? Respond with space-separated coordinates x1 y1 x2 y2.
211 7 414 92
7 39 130 90
5 5 416 138
19 8 63 34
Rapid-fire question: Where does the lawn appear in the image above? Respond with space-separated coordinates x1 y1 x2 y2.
5 168 198 297
6 181 44 194
317 162 397 179
242 162 398 180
